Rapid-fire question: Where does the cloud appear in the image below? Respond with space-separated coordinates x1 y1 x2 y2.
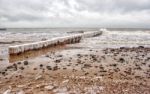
0 0 150 28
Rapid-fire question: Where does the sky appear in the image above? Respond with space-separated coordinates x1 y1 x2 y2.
0 0 150 28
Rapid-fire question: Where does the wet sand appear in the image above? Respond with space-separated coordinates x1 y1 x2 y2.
0 30 150 94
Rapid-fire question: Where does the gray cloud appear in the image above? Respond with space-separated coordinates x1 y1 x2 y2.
0 0 150 28
76 0 150 12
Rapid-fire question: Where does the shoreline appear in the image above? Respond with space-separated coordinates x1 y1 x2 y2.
0 29 150 93
0 46 150 93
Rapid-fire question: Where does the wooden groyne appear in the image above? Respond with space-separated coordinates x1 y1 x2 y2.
9 30 103 55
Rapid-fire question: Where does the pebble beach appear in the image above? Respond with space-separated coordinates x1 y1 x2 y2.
0 28 150 94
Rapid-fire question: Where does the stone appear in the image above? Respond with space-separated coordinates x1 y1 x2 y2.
44 85 54 90
3 89 11 94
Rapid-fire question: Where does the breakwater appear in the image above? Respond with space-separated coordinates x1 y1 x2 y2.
9 30 102 54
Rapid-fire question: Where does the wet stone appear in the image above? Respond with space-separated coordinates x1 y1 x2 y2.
53 66 58 71
39 64 43 68
46 66 52 70
83 64 92 68
45 55 49 57
55 59 61 63
17 62 21 65
110 64 117 67
63 67 67 70
85 72 89 75
19 67 24 70
118 58 125 63
23 61 28 65
1 72 5 75
33 68 37 70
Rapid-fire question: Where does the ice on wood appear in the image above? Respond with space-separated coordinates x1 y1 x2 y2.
9 30 103 54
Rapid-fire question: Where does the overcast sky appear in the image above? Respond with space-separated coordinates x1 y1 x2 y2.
0 0 150 28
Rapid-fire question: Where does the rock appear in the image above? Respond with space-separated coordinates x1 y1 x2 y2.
17 85 26 88
35 75 42 80
16 90 25 94
118 58 125 63
39 64 43 68
53 87 68 93
23 61 28 65
3 89 11 94
44 85 54 90
55 59 61 63
45 55 49 57
62 80 69 84
19 67 24 70
53 66 58 71
83 64 92 68
46 66 52 70
138 46 144 49
17 62 21 65
99 86 104 91
41 38 47 41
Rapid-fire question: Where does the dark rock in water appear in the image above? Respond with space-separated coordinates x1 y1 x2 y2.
57 55 63 57
124 70 132 75
77 54 81 58
0 59 4 61
17 62 21 65
99 70 107 72
46 66 52 70
1 72 5 75
120 47 125 49
135 76 142 79
33 68 37 70
6 66 13 69
110 64 117 67
89 49 93 51
77 60 82 64
118 58 125 63
135 66 142 70
138 46 144 49
94 66 98 68
53 66 58 71
63 67 67 70
13 64 18 71
4 69 7 72
83 64 92 68
41 38 47 41
23 61 28 65
94 73 97 76
20 67 24 70
45 55 49 57
85 72 89 75
39 64 43 68
55 59 61 63
101 56 105 60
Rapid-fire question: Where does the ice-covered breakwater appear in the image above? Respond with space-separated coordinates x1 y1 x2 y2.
9 31 102 54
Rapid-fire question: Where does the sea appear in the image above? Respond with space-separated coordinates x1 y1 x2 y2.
0 28 150 64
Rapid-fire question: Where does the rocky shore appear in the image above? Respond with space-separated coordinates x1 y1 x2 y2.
0 46 149 94
0 29 150 93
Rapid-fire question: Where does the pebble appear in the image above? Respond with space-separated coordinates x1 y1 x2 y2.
23 61 28 65
3 89 11 94
16 90 25 94
44 85 54 90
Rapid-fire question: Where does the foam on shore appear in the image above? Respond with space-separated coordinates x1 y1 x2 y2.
9 30 103 54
